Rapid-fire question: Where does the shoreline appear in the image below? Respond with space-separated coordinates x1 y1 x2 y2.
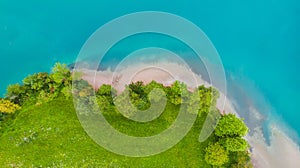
77 61 300 168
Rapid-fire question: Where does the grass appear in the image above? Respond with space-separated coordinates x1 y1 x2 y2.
0 96 216 167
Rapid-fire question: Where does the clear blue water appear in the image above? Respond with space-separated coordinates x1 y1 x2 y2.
1 1 299 140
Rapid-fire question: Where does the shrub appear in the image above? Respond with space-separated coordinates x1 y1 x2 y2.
6 84 26 104
221 137 249 152
0 99 21 114
197 86 219 114
96 84 117 104
215 114 248 137
168 81 189 105
205 142 229 166
51 63 72 89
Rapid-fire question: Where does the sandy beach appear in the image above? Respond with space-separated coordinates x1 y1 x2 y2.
77 61 300 168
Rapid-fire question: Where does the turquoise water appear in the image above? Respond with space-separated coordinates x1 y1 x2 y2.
1 1 299 140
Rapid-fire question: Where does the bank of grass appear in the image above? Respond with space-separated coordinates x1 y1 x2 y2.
0 96 215 167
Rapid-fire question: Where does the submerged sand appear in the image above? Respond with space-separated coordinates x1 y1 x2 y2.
78 61 300 168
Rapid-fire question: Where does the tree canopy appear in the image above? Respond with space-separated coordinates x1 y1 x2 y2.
168 81 189 105
205 142 229 166
215 114 248 137
221 137 249 152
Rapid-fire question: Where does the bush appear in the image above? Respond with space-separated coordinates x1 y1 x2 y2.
0 99 21 114
221 137 249 152
205 142 229 166
6 84 26 104
96 84 117 104
50 63 72 90
215 114 248 137
168 81 189 105
144 81 166 103
197 86 219 114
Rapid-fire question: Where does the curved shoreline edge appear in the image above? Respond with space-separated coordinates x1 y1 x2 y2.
77 61 300 168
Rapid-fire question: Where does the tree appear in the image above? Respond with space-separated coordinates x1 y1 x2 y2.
186 85 219 116
168 81 189 105
221 137 249 152
143 80 164 94
23 72 51 93
96 84 117 104
197 85 219 114
186 90 200 115
51 63 71 87
128 82 150 110
0 99 21 114
144 80 166 103
215 114 248 137
205 142 229 166
129 81 144 96
6 84 26 104
50 63 72 97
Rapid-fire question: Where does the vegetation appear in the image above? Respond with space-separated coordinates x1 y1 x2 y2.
206 114 250 167
221 137 249 152
6 63 72 105
0 99 21 114
205 142 229 166
0 63 253 167
215 114 249 137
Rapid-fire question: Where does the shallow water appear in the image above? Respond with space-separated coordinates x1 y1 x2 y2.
1 1 299 142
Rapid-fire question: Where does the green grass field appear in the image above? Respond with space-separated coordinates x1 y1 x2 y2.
0 96 217 167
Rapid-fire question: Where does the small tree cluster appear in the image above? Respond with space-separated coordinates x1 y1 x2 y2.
6 63 72 105
187 85 219 116
204 114 251 167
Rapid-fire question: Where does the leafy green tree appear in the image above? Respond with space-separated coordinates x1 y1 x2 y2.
215 114 248 137
186 85 219 116
6 84 26 104
129 81 144 96
49 63 72 98
221 137 249 152
127 82 150 110
23 72 51 92
205 142 229 166
144 81 166 103
144 80 164 94
168 81 189 105
61 86 72 99
96 84 117 104
51 63 71 87
197 85 219 114
187 90 201 115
